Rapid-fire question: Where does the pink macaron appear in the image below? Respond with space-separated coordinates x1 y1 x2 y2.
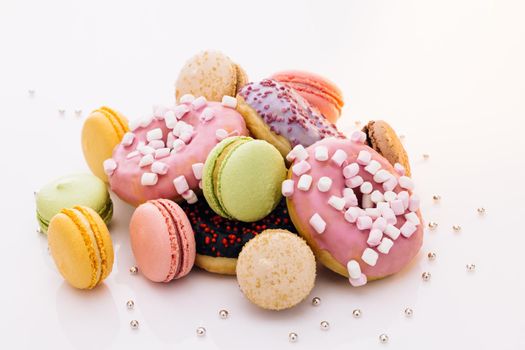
130 199 196 282
270 70 344 124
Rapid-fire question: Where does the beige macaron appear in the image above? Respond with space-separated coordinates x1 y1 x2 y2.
236 229 316 311
175 50 248 102
362 120 411 176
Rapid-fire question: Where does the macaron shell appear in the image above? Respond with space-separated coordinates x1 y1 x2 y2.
234 63 249 92
82 108 128 182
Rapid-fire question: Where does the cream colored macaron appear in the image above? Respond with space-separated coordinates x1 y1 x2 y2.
236 229 316 310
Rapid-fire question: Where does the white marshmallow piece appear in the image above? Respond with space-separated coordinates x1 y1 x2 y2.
200 107 215 122
356 216 373 230
215 128 228 141
390 199 405 215
126 151 140 159
191 96 207 110
405 212 421 225
377 238 394 254
364 160 381 175
129 119 141 131
346 176 363 189
365 208 381 219
140 115 153 128
121 132 135 147
373 169 391 183
221 95 237 109
154 148 171 159
362 194 374 208
309 213 326 234
317 176 333 192
282 179 295 197
399 176 415 190
292 160 311 176
139 145 155 155
344 207 361 223
370 190 384 203
384 224 401 240
286 144 308 162
409 194 420 212
347 260 362 279
400 221 417 238
350 130 367 144
331 149 348 167
179 94 195 103
139 154 154 167
171 139 186 153
343 163 359 178
148 140 165 149
372 217 387 231
141 172 158 186
361 248 379 266
191 163 204 180
297 174 313 191
173 104 191 120
173 175 189 195
343 188 358 207
164 111 177 129
182 189 198 204
328 196 346 211
376 201 390 214
382 176 398 191
381 207 397 225
349 273 368 287
360 181 373 195
394 162 406 176
357 150 371 165
103 159 117 175
384 191 397 202
398 191 410 209
367 229 383 246
153 105 168 120
151 161 169 175
314 146 329 161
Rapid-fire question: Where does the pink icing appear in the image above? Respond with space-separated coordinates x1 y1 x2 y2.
109 102 248 206
287 138 423 280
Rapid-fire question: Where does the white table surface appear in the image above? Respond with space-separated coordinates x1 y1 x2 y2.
2 0 524 349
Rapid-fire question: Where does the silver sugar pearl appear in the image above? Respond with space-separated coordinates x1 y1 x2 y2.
196 326 206 337
352 309 362 318
75 109 82 116
477 207 486 215
58 109 65 115
354 121 361 126
453 225 462 232
379 333 389 343
422 271 431 281
130 320 139 329
432 194 441 201
404 307 413 317
428 221 438 230
320 321 330 330
129 266 138 274
219 309 229 319
28 89 35 96
423 153 430 159
399 134 406 140
427 252 436 260
289 332 298 343
36 227 43 234
311 297 321 306
466 264 476 272
126 300 134 309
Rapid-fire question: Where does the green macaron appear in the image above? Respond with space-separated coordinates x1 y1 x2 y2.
35 173 113 233
203 136 286 222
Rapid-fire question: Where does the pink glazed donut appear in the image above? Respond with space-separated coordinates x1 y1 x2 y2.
284 134 423 286
105 96 249 206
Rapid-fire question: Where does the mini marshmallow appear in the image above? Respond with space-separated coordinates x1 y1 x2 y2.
173 104 191 120
191 163 204 180
384 224 401 240
166 132 175 149
141 172 158 186
292 160 311 176
409 194 420 211
148 140 165 149
362 194 374 208
215 129 228 141
405 212 421 225
297 174 313 191
191 96 207 110
381 208 397 225
377 238 394 254
346 260 362 279
164 111 177 129
364 160 381 175
121 132 135 147
372 217 387 231
343 163 359 179
200 107 215 122
154 148 171 159
139 154 154 167
367 229 383 246
331 149 348 167
151 161 169 175
382 176 398 191
360 181 373 194
153 105 168 119
370 190 384 203
221 95 237 108
373 169 391 183
173 121 193 137
390 199 405 215
314 146 329 161
146 128 163 142
357 150 371 165
129 119 141 131
282 179 295 197
356 216 373 230
140 115 153 128
126 151 140 159
182 190 198 204
344 207 361 223
384 191 397 202
103 159 117 175
343 188 358 207
365 208 381 219
400 221 417 238
179 130 194 144
171 139 186 153
376 201 390 214
361 248 379 266
350 130 367 144
328 196 346 211
286 144 308 162
398 191 410 209
394 162 406 175
349 273 368 287
173 175 189 195
309 213 326 234
399 176 414 190
139 145 155 155
346 176 363 188
179 94 195 103
317 176 333 192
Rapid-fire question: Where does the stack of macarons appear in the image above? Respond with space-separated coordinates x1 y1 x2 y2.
38 49 423 312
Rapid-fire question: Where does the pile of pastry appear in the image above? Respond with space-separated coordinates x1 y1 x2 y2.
36 50 423 311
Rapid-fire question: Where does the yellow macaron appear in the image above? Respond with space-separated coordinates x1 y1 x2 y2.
81 106 128 182
48 206 114 289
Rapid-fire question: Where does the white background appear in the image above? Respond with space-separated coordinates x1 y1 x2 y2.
1 0 524 349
